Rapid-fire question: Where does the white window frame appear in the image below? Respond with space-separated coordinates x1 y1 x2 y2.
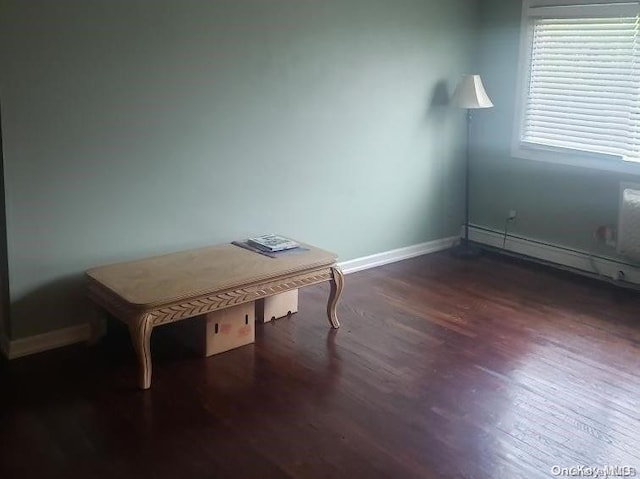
512 0 640 174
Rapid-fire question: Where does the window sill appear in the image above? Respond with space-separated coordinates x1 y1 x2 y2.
511 144 640 176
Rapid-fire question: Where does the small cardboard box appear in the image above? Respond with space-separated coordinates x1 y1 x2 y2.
173 302 255 357
256 289 298 323
205 302 255 356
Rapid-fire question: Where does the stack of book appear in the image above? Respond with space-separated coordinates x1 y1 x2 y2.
247 234 300 253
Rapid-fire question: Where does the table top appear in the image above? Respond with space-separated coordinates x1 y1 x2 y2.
86 243 337 308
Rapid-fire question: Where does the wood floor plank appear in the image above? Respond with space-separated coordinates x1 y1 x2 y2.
2 251 640 478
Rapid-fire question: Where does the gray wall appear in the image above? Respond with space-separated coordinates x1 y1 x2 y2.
0 0 476 339
0 107 8 340
473 0 640 256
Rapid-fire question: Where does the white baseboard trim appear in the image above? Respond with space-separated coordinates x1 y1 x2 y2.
338 236 458 275
468 225 640 285
0 331 9 359
8 323 91 360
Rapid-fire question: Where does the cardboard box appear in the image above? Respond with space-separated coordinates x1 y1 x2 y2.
173 302 255 357
256 289 298 323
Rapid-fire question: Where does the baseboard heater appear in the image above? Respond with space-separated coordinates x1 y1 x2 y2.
467 225 640 291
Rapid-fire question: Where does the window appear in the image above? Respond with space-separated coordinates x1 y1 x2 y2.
513 0 640 172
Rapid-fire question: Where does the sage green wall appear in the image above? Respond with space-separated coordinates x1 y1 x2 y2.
0 0 476 339
473 0 640 256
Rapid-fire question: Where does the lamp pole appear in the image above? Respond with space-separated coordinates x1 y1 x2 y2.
463 109 471 247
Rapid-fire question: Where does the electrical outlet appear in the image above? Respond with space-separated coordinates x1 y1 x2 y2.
508 209 517 220
594 225 617 247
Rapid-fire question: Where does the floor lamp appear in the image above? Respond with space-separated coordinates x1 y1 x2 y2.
451 74 494 259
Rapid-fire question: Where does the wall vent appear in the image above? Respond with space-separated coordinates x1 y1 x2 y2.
617 182 640 261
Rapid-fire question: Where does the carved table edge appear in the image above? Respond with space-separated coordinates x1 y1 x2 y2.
87 264 338 327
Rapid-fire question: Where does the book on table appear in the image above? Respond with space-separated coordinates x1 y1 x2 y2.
247 234 299 252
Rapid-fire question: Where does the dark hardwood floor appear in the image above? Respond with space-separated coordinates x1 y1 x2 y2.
2 251 640 479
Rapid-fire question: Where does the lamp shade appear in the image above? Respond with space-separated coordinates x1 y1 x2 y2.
454 74 494 109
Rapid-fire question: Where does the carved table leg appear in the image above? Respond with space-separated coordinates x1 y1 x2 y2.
327 266 344 329
128 313 154 390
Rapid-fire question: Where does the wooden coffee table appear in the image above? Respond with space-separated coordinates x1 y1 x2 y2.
86 242 344 389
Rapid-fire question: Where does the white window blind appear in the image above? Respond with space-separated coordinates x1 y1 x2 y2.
518 1 640 164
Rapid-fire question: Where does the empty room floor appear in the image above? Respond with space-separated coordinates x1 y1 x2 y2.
2 251 640 479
